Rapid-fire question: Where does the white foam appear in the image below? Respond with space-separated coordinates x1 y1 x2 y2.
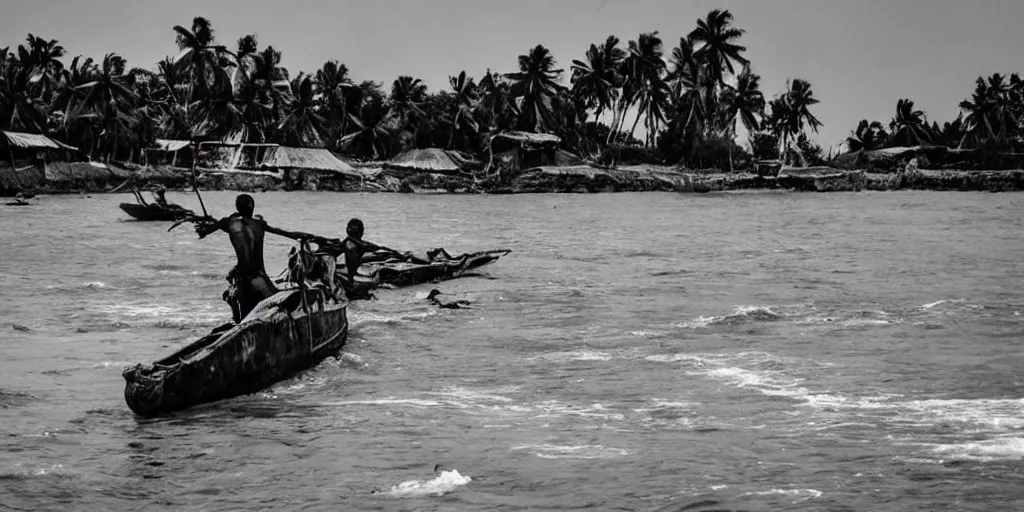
902 398 1024 430
386 469 471 497
740 488 822 501
32 464 65 476
629 330 662 337
350 310 436 327
426 386 517 404
511 443 629 459
527 350 613 363
921 299 965 310
324 398 443 408
92 302 224 327
674 305 783 329
931 437 1024 461
532 401 626 421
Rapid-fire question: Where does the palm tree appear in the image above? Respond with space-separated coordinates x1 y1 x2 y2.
172 17 234 101
191 65 245 141
619 32 667 144
774 78 822 165
0 51 49 132
959 74 1016 147
570 36 622 125
232 33 259 92
477 68 519 134
935 116 964 148
447 70 479 149
277 74 324 147
73 53 139 159
665 37 713 150
314 60 357 143
340 91 397 159
388 76 428 142
19 34 66 99
688 9 749 86
50 55 95 125
846 119 887 151
73 53 136 118
887 98 931 147
505 45 564 133
719 66 765 168
248 46 291 118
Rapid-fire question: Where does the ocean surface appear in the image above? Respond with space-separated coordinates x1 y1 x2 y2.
2 190 1024 511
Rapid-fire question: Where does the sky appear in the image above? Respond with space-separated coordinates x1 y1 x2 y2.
3 0 1024 151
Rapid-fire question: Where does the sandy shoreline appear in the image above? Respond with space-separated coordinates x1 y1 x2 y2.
12 166 1024 196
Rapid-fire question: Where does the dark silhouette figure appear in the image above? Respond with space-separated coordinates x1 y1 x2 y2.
195 194 308 322
426 289 472 309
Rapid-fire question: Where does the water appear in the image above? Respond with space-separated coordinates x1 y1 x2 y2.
2 190 1023 511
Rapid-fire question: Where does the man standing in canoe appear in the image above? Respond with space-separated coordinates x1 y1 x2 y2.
194 193 310 323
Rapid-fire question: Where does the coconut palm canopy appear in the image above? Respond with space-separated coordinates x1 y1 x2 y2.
0 13 1020 170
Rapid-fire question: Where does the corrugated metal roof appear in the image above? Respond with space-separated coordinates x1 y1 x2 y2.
386 148 475 173
259 146 360 177
2 131 78 151
152 139 191 152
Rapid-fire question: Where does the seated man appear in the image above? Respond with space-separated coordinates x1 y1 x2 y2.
152 186 169 208
313 218 401 299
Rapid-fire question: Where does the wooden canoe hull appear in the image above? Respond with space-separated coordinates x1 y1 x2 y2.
280 249 511 301
354 249 511 288
118 202 192 221
122 291 348 417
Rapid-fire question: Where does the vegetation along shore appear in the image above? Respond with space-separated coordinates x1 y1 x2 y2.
3 10 1024 196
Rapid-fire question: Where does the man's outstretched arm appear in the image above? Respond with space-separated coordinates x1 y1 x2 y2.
195 217 226 239
263 222 321 242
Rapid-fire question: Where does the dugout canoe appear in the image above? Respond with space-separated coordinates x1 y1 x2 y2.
118 202 193 221
122 289 348 417
359 249 512 287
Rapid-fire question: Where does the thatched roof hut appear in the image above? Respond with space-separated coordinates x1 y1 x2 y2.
259 146 360 178
384 148 479 174
144 139 192 167
0 131 80 195
1 131 79 153
487 131 563 172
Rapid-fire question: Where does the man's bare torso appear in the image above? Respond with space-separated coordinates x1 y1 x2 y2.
223 215 268 275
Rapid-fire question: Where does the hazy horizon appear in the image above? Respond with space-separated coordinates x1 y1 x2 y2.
3 0 1023 151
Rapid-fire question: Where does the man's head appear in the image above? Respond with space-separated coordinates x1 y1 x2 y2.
235 194 255 217
346 218 364 239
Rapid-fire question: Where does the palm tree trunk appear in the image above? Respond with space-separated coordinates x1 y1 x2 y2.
605 98 619 145
628 107 643 143
609 102 620 144
614 100 631 144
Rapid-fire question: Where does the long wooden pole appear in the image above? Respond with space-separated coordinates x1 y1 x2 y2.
190 141 210 217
